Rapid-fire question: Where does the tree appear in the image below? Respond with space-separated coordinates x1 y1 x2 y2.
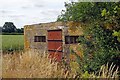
0 27 2 34
16 28 24 33
57 2 120 73
2 22 17 33
21 28 24 33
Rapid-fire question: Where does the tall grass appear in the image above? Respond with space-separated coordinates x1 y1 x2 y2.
2 50 119 78
2 50 72 78
82 63 119 78
98 63 119 78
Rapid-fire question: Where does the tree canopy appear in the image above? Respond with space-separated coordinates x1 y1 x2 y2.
57 2 120 73
2 22 17 33
2 22 24 34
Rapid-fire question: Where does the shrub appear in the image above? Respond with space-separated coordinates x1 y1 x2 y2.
77 24 120 73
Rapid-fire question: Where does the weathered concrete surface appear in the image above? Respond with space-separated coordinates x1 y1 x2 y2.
24 21 83 58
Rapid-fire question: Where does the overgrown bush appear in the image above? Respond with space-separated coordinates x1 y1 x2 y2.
57 1 120 76
78 24 120 73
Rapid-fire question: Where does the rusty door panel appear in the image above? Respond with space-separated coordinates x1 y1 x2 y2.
48 29 63 62
55 42 62 51
48 31 62 40
48 41 62 51
48 41 55 50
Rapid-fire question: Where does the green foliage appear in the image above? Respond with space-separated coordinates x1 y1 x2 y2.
2 22 17 33
113 30 120 42
57 2 98 22
101 8 107 17
78 24 120 73
81 71 90 78
16 28 24 33
2 22 24 33
57 1 120 75
70 61 80 74
80 63 119 78
57 2 120 22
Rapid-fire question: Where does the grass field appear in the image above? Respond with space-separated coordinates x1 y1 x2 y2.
2 35 24 51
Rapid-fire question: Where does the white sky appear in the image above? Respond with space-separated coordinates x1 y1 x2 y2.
0 0 75 28
1 0 117 28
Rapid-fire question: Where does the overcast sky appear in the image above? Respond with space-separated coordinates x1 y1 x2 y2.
0 0 74 28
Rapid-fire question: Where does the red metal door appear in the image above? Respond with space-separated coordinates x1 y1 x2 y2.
48 29 62 62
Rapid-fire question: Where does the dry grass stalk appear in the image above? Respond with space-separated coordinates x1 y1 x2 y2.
96 63 119 78
2 49 72 78
2 49 119 78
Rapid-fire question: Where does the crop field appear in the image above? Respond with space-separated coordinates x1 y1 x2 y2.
2 35 24 51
